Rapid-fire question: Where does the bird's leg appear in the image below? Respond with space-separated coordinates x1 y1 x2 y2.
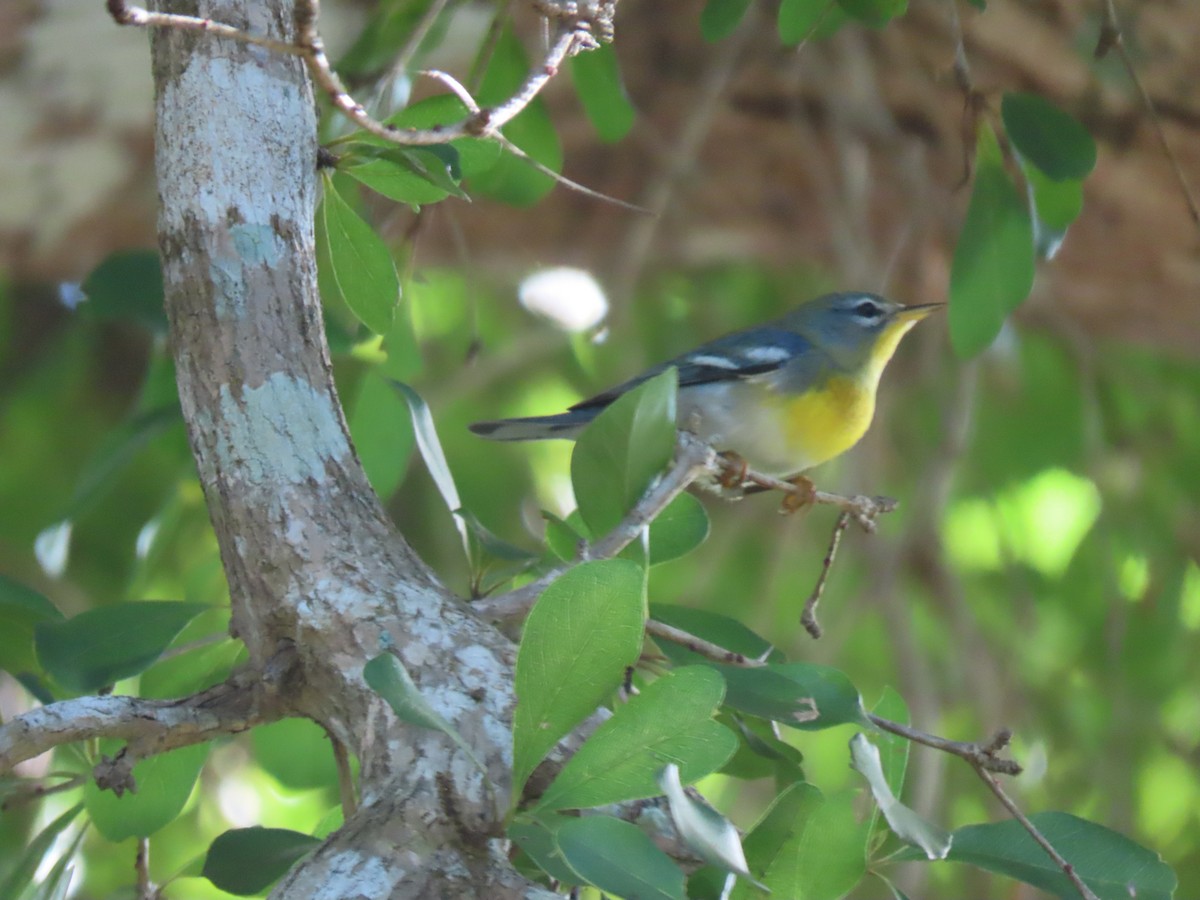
716 451 749 490
779 474 817 515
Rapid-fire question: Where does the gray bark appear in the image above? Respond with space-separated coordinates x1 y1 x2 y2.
149 2 536 895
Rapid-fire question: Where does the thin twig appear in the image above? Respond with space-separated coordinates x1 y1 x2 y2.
0 773 85 811
135 837 153 900
388 0 453 84
107 0 595 147
728 463 898 532
476 434 717 620
1096 0 1200 228
800 511 850 639
972 761 1101 900
867 714 1021 776
645 619 768 667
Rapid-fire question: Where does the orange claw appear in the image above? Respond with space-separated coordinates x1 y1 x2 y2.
717 451 749 490
780 474 816 514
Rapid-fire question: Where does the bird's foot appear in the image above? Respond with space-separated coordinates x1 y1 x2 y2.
779 474 817 515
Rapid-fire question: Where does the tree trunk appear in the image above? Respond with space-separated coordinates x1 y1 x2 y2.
149 2 532 895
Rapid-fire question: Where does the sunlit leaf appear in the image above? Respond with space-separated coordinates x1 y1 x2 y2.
35 600 209 693
317 174 399 335
201 827 320 895
512 559 646 801
534 667 736 811
86 742 209 840
728 783 823 899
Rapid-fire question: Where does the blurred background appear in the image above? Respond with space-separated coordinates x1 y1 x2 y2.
1 0 1198 897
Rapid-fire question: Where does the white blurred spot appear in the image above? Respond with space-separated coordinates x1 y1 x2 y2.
518 267 608 333
135 516 161 560
35 520 72 578
58 282 86 309
217 770 263 827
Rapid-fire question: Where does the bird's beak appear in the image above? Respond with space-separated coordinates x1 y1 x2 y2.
895 302 944 323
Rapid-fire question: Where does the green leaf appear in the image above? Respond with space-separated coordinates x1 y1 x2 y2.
0 576 62 675
360 95 502 178
79 250 167 333
850 733 951 860
86 741 209 840
388 380 470 558
345 158 449 208
762 790 870 898
543 511 589 562
648 493 710 564
701 0 753 41
569 44 635 142
0 803 83 900
915 812 1178 900
201 827 320 895
556 815 686 900
470 25 562 206
509 815 584 886
139 634 240 700
317 174 399 335
349 372 415 500
656 654 865 730
512 559 647 800
571 368 678 537
869 688 910 825
251 718 339 790
58 407 182 522
658 763 763 888
778 0 842 44
35 600 209 693
836 0 907 27
729 782 824 900
535 667 737 811
948 124 1035 358
1001 92 1097 181
363 652 486 772
1022 161 1084 259
649 604 782 662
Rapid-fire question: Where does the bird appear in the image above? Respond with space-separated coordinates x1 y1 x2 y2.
469 292 940 478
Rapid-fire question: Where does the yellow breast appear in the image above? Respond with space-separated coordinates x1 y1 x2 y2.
773 375 876 471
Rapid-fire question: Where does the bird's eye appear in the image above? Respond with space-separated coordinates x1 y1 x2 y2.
853 299 882 319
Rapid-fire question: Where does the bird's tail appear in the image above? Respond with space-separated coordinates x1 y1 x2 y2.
468 409 597 442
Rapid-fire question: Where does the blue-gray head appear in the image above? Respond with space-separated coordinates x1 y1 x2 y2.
779 292 941 373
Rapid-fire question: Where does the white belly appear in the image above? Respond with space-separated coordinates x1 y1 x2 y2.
676 381 814 476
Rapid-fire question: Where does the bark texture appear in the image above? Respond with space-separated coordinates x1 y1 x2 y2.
149 2 535 895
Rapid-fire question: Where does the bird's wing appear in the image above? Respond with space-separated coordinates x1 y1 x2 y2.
570 326 816 412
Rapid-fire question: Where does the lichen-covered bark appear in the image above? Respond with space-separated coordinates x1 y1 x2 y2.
149 3 536 895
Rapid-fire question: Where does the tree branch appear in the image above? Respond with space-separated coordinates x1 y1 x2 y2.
0 674 280 775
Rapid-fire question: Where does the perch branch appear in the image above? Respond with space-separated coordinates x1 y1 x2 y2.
645 619 768 667
476 433 718 620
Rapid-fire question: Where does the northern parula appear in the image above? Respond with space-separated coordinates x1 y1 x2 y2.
470 292 940 477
